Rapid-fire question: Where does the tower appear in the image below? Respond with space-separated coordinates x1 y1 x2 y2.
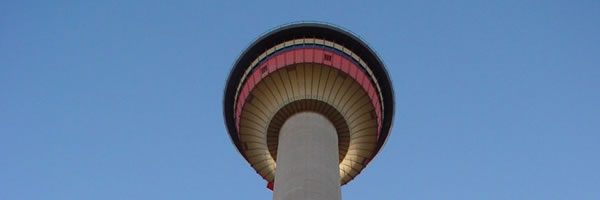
223 23 395 200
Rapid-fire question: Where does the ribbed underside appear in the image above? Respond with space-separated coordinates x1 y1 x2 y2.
267 99 350 163
238 63 378 184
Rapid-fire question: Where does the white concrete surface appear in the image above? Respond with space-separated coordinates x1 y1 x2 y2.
273 112 341 200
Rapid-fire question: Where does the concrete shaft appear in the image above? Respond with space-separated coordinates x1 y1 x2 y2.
273 112 341 200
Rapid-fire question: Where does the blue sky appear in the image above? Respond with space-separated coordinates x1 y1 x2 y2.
1 1 599 199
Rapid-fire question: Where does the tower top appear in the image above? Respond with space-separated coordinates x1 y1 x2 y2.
223 22 395 185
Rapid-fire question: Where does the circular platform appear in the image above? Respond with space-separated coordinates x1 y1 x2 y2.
223 23 395 185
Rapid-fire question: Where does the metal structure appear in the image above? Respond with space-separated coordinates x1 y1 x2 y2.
223 23 394 199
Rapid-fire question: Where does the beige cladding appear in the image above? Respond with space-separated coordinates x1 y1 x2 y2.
238 63 378 184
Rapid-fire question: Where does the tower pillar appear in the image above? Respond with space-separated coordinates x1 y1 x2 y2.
273 112 342 200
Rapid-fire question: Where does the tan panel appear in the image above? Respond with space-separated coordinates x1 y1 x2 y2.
351 127 378 138
349 143 377 151
252 83 278 114
334 78 358 111
262 76 284 106
239 130 263 142
261 165 275 182
348 160 365 170
339 166 347 177
341 162 359 177
244 149 270 157
322 68 339 103
341 172 351 183
311 64 322 99
248 89 273 115
350 120 377 134
278 69 294 103
239 119 265 134
340 90 367 116
345 150 373 158
242 135 267 143
245 142 267 150
335 80 361 112
296 64 306 98
327 74 346 107
270 71 290 104
252 160 273 175
246 153 270 164
349 135 377 143
287 65 299 102
242 103 269 123
304 64 313 99
347 99 373 120
258 163 275 177
349 112 375 130
317 66 330 101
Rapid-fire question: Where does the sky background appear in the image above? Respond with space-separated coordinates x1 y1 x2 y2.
1 0 599 199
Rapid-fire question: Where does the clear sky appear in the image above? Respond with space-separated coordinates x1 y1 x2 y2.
1 1 599 199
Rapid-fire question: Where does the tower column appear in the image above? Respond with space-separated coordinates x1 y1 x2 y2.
273 112 342 200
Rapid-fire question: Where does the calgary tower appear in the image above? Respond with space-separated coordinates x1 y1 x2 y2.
223 23 395 200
